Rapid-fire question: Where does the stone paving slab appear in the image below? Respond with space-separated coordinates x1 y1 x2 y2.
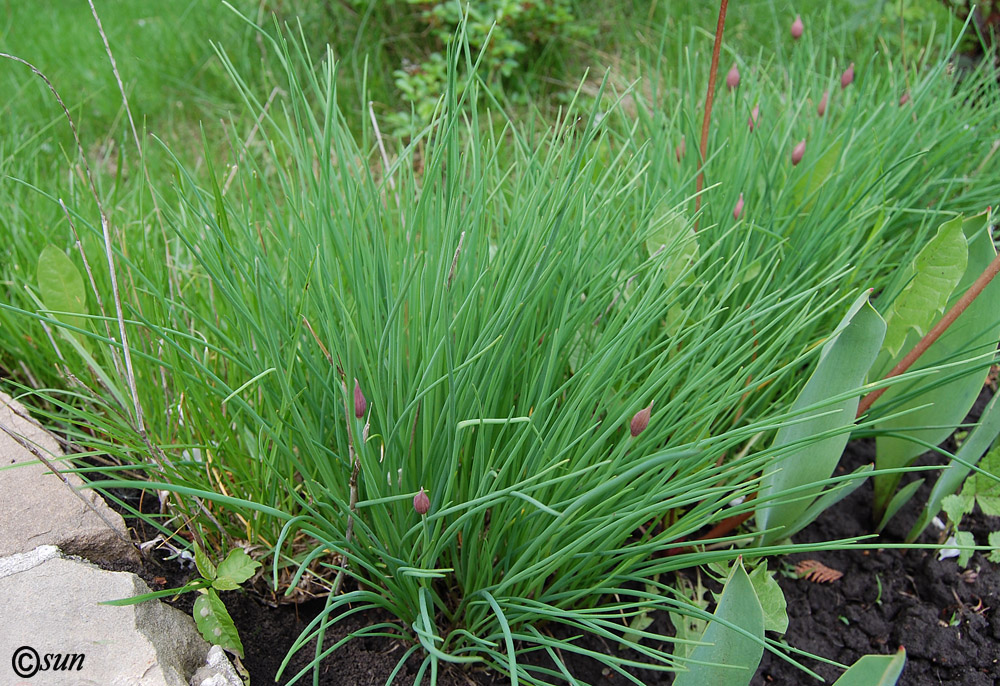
1 546 208 686
0 391 137 564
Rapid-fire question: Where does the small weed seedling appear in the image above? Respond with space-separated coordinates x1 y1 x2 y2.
103 545 260 658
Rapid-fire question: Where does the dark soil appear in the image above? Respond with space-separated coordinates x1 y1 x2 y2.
98 391 1000 685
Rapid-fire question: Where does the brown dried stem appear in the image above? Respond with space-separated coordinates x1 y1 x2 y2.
694 0 730 227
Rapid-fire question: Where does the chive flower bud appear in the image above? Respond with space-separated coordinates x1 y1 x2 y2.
748 104 759 131
354 378 366 419
841 63 854 89
899 91 910 106
733 193 744 220
791 15 804 40
791 139 806 166
414 487 430 515
817 90 828 117
726 64 740 90
630 402 653 438
675 136 686 162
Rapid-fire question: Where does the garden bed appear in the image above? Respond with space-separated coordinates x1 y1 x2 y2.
105 391 1000 686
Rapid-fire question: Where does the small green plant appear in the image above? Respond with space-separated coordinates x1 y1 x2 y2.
939 439 1000 567
103 546 261 658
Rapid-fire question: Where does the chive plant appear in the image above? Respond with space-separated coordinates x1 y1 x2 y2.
2 11 999 685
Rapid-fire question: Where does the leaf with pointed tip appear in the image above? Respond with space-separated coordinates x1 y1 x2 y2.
832 648 905 686
214 548 260 590
193 589 244 657
36 244 89 342
674 559 764 686
756 292 885 543
874 217 1000 520
880 215 967 361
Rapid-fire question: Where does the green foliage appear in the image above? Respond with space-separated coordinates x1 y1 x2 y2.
755 293 886 544
879 216 967 361
872 216 1000 521
673 559 764 686
344 0 592 134
36 244 89 344
909 390 1000 541
101 545 259 657
831 648 906 686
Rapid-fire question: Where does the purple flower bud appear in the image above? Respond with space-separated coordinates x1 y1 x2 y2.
841 63 854 89
791 15 804 40
413 487 430 515
726 64 740 90
899 91 910 106
748 104 760 131
675 136 686 162
354 378 366 419
733 193 744 220
817 90 828 117
630 402 653 438
791 139 806 166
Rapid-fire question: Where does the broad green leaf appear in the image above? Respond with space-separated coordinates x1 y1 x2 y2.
831 648 905 686
747 562 787 634
674 559 764 686
193 589 244 657
194 544 217 581
874 216 1000 520
880 216 967 360
988 532 1000 563
875 479 923 533
214 548 261 589
970 439 1000 515
955 530 975 567
791 141 842 213
941 493 973 527
36 244 89 336
645 209 698 285
908 393 1000 541
756 292 886 543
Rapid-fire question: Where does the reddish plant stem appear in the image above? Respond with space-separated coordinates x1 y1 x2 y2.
857 248 1000 418
694 0 730 227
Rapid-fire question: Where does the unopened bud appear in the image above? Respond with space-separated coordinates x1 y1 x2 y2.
791 139 806 166
630 402 653 438
726 64 740 90
414 487 430 515
675 136 686 162
733 193 744 220
817 90 828 117
354 378 366 419
899 91 910 106
841 63 854 89
791 15 804 40
748 104 760 131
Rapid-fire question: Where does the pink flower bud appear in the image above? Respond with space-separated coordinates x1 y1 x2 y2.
748 104 760 131
791 15 804 40
726 64 740 90
414 487 430 515
354 378 366 419
817 90 828 117
630 402 653 438
675 136 686 162
899 91 910 106
841 63 854 89
733 193 744 220
791 139 806 166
